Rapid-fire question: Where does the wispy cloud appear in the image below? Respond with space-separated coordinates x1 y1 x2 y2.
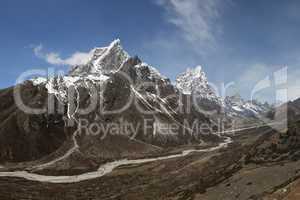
157 0 227 52
33 44 92 66
139 0 230 82
237 64 300 102
238 64 270 85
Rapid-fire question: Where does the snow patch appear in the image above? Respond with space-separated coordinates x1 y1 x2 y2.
31 77 47 86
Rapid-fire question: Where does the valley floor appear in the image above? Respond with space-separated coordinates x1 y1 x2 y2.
0 125 297 200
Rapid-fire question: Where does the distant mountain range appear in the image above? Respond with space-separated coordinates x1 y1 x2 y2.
176 64 272 119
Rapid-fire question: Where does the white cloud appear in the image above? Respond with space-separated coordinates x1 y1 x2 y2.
157 0 227 52
33 44 92 66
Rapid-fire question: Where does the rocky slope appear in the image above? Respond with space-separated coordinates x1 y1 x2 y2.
0 83 68 162
245 98 300 164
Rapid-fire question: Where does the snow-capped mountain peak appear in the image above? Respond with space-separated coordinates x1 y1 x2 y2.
176 65 209 95
224 95 271 118
69 39 130 76
187 65 205 79
31 39 169 102
176 65 220 102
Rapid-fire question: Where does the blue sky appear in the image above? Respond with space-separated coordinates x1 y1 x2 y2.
1 0 300 102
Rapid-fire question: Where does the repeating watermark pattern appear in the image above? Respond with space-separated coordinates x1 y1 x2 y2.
13 66 289 139
75 117 230 139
